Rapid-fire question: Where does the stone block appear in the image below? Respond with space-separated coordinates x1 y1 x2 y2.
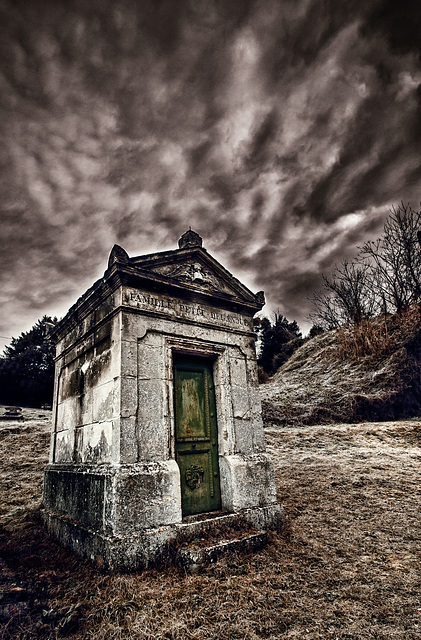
231 385 250 419
137 419 169 461
95 293 115 324
246 356 259 387
43 465 111 530
75 422 113 464
121 312 148 342
92 380 115 422
229 355 248 388
177 532 268 573
112 460 182 534
54 430 74 463
138 343 164 380
219 453 278 511
121 339 137 377
84 350 112 390
137 375 169 460
119 416 138 463
56 397 79 431
213 387 235 457
107 340 122 379
214 351 231 389
79 388 94 425
138 376 165 416
233 417 253 455
249 388 266 451
120 376 137 418
59 365 81 403
94 320 111 347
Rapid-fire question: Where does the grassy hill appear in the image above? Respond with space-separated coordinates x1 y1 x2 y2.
261 307 421 426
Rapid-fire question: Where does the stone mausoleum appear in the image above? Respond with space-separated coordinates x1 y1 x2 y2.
43 230 283 570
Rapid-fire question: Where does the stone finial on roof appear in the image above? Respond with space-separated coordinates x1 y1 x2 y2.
178 229 203 249
108 244 129 269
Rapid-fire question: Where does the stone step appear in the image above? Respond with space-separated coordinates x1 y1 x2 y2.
175 510 246 536
174 505 279 538
177 531 268 573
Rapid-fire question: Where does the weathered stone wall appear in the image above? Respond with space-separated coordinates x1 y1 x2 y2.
114 287 277 515
51 291 121 465
47 284 278 527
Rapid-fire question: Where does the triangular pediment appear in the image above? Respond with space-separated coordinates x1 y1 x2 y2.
148 259 238 296
128 247 261 305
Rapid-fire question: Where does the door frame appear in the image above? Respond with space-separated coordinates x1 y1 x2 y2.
173 353 221 516
165 337 228 508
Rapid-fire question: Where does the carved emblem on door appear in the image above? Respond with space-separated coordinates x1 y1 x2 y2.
185 464 204 489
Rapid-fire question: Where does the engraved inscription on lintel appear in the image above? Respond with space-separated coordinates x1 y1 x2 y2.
124 289 251 329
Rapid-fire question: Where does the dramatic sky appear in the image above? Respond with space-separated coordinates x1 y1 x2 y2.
2 0 421 350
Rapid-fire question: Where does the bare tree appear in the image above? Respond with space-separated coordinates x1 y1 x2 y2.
360 202 421 315
310 203 421 329
309 259 378 329
308 290 342 330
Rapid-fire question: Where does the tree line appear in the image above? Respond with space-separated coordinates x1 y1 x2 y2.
0 316 56 407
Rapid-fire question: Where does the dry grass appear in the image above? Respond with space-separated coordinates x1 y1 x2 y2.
261 310 421 426
1 408 421 639
336 307 421 361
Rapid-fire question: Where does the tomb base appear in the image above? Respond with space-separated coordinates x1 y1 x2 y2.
42 463 283 572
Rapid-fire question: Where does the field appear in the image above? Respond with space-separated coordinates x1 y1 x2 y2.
1 408 420 639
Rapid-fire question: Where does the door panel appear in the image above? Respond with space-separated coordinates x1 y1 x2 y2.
175 371 207 440
174 356 221 516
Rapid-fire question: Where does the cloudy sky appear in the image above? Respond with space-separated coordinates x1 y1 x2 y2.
1 0 421 350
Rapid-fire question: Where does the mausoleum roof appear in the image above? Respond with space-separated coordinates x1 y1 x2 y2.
107 230 264 307
52 231 265 341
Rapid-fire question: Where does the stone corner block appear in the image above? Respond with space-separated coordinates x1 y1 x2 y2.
219 453 279 512
112 460 182 534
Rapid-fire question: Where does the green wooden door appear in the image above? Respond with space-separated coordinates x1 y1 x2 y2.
174 355 221 517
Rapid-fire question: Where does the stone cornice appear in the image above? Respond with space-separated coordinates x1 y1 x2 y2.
51 258 263 344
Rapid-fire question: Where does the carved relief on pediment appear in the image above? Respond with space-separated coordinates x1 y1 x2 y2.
150 262 233 294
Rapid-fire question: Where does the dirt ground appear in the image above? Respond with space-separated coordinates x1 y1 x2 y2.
0 407 420 639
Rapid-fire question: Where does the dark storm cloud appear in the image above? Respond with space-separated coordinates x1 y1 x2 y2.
365 0 421 58
2 0 421 346
245 110 278 169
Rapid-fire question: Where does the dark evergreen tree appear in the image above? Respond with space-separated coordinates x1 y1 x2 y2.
308 324 325 339
0 315 57 407
255 313 303 375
